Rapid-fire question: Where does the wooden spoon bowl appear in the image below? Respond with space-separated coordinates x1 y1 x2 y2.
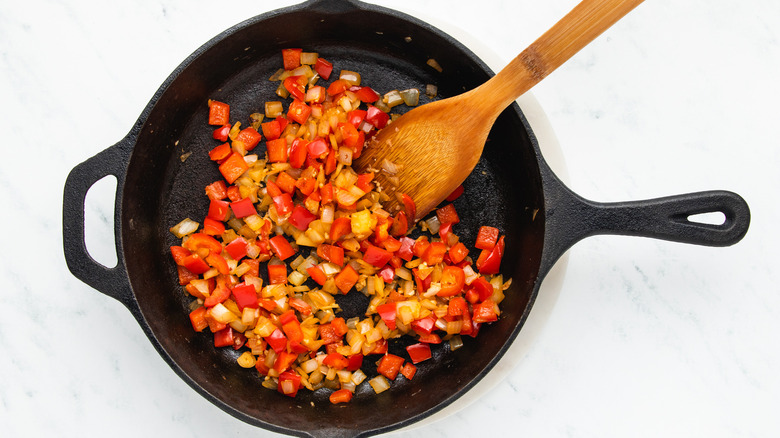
354 0 644 220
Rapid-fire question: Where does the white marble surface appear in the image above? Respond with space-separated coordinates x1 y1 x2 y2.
2 0 779 436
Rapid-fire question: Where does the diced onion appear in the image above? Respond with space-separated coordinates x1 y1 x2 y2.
399 88 420 106
369 375 390 394
169 218 199 238
338 146 353 165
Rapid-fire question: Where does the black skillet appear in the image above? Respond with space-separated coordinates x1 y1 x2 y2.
62 0 750 436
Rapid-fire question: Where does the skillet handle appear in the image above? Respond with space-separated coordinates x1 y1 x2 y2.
63 136 135 309
539 171 750 278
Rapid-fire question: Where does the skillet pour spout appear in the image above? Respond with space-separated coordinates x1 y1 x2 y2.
62 0 750 436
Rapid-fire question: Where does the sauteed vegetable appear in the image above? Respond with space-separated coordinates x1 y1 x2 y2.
169 49 510 403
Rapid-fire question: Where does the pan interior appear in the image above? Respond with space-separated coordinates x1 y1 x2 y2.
121 3 544 435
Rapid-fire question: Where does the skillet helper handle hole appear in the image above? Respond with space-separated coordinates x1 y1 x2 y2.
593 190 750 247
63 139 134 307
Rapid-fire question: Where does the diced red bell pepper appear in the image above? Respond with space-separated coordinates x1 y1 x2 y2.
323 353 349 370
389 211 408 237
447 296 469 317
266 328 288 353
307 137 329 159
475 226 500 251
283 75 306 101
282 317 304 345
177 265 197 285
235 127 262 151
436 203 460 225
267 263 288 284
275 171 297 194
366 105 390 129
329 388 353 404
213 326 234 347
281 48 302 70
316 243 344 266
397 237 415 261
183 233 223 254
327 79 350 96
347 109 367 126
208 142 232 162
448 242 469 264
346 354 363 372
472 299 498 323
376 302 397 330
469 276 494 303
204 180 228 200
438 265 465 297
230 197 256 218
207 199 231 222
377 265 395 283
272 193 294 216
274 351 299 374
362 245 392 268
232 282 258 310
289 297 312 315
334 264 359 294
288 205 317 231
213 124 231 142
224 236 248 260
338 122 360 149
269 235 296 261
205 252 229 275
261 119 282 140
170 245 191 265
406 343 432 364
288 138 308 169
182 254 210 275
219 152 249 184
287 99 311 124
314 57 333 79
355 86 380 103
477 235 504 275
203 217 226 236
423 241 448 265
329 216 352 242
411 315 437 336
208 100 229 126
318 323 342 345
266 138 288 163
400 362 417 380
377 354 405 380
306 265 328 286
189 306 208 332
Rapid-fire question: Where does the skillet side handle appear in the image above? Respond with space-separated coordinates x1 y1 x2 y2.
539 174 750 278
63 138 134 309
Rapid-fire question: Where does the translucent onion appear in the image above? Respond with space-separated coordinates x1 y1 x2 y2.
169 218 199 238
369 375 390 394
338 146 353 165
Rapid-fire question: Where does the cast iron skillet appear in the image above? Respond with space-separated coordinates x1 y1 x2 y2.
62 0 750 436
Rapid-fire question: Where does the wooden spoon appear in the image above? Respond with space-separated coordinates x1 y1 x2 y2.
353 0 644 220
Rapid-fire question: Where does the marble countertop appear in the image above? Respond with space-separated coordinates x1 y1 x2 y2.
2 0 778 436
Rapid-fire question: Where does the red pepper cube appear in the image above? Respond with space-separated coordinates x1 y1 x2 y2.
314 57 333 80
208 100 230 125
287 99 311 124
366 105 390 129
261 119 282 140
362 245 392 268
475 226 500 251
288 138 309 169
224 236 248 260
213 326 234 347
281 48 302 70
334 264 359 294
355 86 380 103
230 197 256 218
207 199 231 222
376 354 405 380
235 127 262 151
436 203 460 225
406 343 432 364
306 137 329 159
218 152 249 184
267 263 288 285
288 205 317 231
266 138 288 163
213 124 231 142
208 143 232 162
232 282 258 310
269 235 296 261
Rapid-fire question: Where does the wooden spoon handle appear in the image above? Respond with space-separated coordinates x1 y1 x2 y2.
476 0 644 112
